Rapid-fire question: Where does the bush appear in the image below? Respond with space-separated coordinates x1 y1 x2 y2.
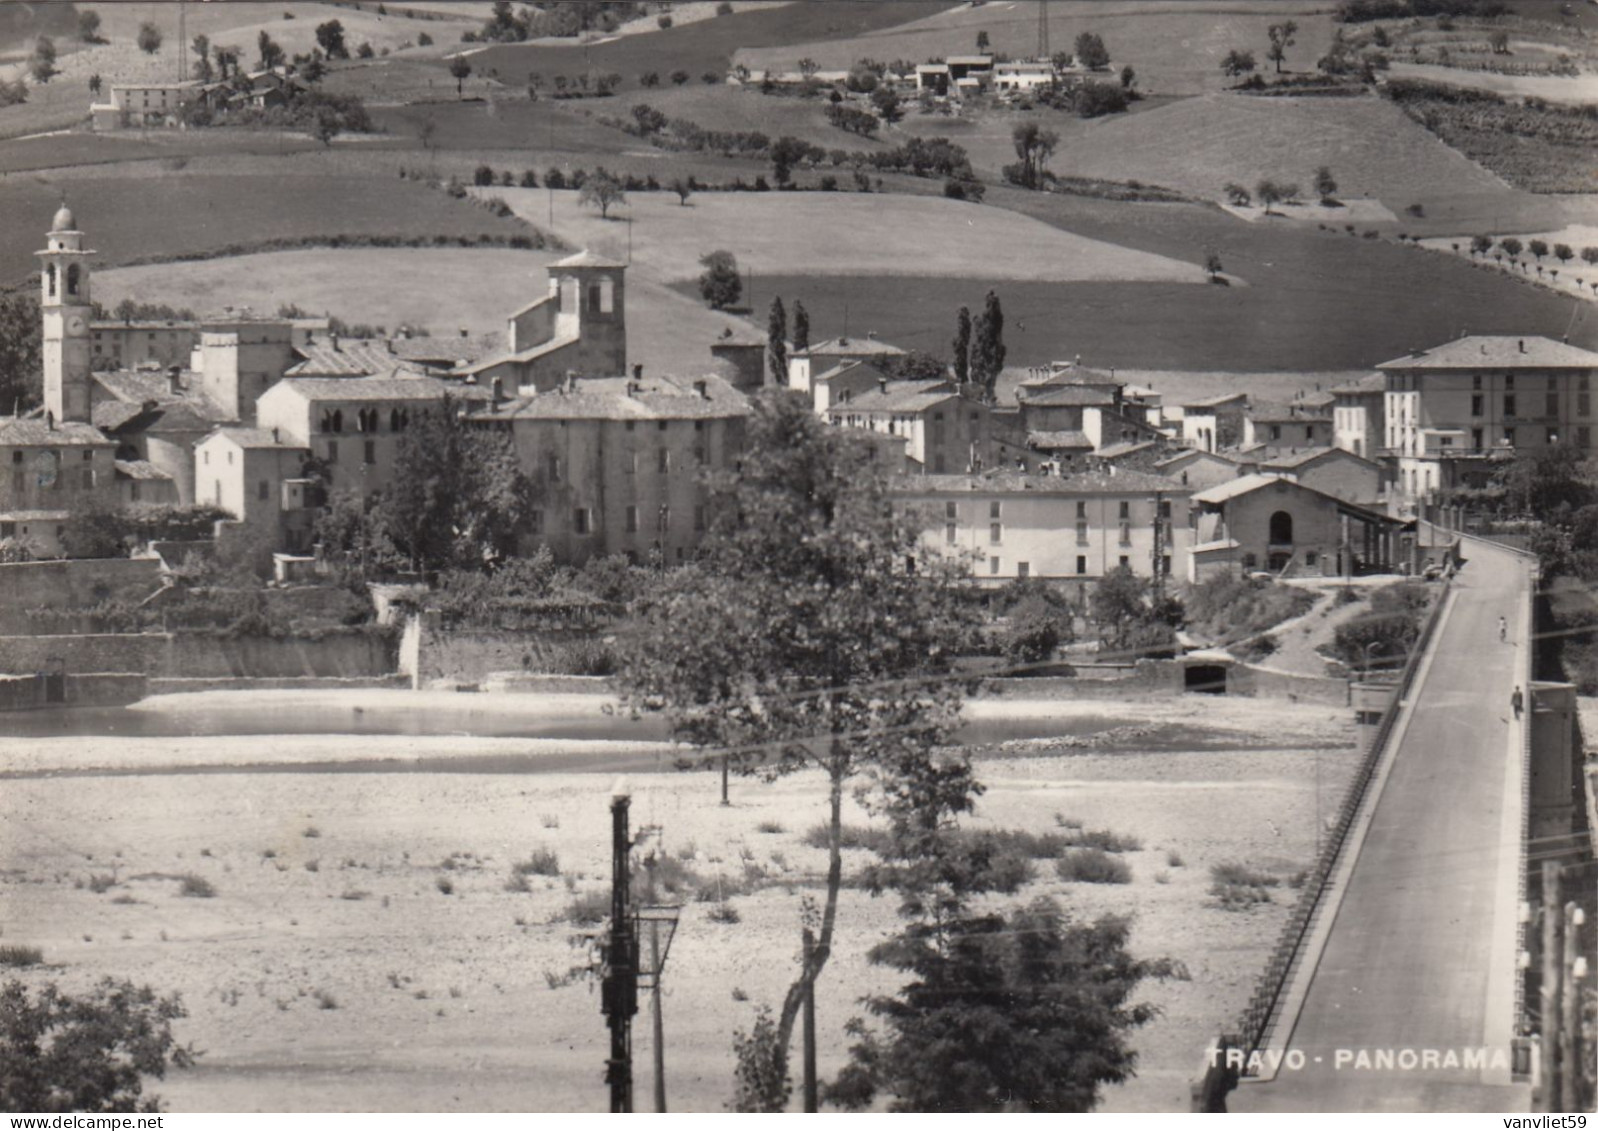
707 901 741 923
756 820 785 834
177 875 215 898
1055 848 1132 884
512 849 561 878
0 946 43 968
418 31 433 46
1071 827 1142 853
1209 860 1278 909
567 890 610 925
801 823 891 854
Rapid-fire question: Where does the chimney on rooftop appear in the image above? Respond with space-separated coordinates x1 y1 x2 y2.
167 365 182 394
1519 339 1526 353
460 328 470 339
693 379 709 399
867 331 877 341
272 427 280 444
491 376 505 407
565 371 578 394
45 410 54 432
330 332 340 353
633 364 643 380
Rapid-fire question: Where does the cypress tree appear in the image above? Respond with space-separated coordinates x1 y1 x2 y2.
792 300 810 353
952 305 971 386
767 296 787 386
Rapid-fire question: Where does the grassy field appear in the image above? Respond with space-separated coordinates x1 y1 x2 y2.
96 245 748 379
1012 92 1516 211
468 0 939 88
0 691 1354 1113
0 174 532 286
736 0 1339 97
497 187 1209 283
725 250 1597 372
601 81 896 155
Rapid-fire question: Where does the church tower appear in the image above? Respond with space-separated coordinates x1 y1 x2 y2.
36 204 96 424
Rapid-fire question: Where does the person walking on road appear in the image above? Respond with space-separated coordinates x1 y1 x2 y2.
1511 685 1524 720
1499 616 1508 643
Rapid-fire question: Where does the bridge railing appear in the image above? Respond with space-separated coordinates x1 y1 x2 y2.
1231 575 1455 1067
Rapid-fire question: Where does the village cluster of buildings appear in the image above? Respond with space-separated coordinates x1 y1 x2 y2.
90 67 305 130
6 206 1598 593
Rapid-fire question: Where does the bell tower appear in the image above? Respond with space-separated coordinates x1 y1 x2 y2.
36 203 96 424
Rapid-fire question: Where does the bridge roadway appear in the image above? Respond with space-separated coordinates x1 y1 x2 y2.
1233 539 1535 1112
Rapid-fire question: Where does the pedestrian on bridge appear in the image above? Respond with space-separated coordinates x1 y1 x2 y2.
1511 685 1524 720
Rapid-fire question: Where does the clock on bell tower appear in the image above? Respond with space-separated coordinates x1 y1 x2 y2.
36 203 96 425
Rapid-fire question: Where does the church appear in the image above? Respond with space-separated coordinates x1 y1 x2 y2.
0 205 747 567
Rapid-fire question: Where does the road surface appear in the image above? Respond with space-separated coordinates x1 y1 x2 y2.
1235 539 1534 1112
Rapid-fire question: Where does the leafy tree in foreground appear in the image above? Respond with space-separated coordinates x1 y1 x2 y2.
0 978 194 1113
136 21 162 55
617 391 979 1091
698 250 742 310
327 395 527 575
1074 31 1110 70
316 19 348 59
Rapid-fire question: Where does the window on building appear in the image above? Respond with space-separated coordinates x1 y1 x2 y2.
1471 394 1483 417
45 263 56 298
1505 427 1517 447
1472 428 1484 450
1472 374 1482 391
226 451 234 466
1504 394 1516 417
1270 424 1281 441
1076 555 1087 574
1306 550 1318 567
1118 500 1130 520
989 556 1000 575
1017 562 1029 580
625 506 638 533
547 455 560 482
203 451 209 466
945 501 957 520
66 265 80 297
82 450 93 462
10 451 21 464
129 482 140 503
1580 426 1592 448
364 440 376 465
1547 391 1559 417
327 441 338 463
625 451 637 475
658 448 670 473
989 522 1002 544
1581 393 1591 417
658 420 668 432
1118 555 1130 568
945 522 957 545
1076 520 1089 545
625 421 636 432
1118 522 1132 546
1075 500 1087 519
258 480 269 501
990 501 1001 519
588 284 602 313
1161 554 1171 576
574 507 591 535
694 445 706 466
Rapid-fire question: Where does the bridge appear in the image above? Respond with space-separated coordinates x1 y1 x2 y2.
1220 537 1543 1112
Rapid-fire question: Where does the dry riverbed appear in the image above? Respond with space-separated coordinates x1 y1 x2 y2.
0 692 1355 1112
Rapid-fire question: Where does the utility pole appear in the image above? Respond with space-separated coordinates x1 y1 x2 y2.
720 754 730 806
644 854 666 1113
1540 860 1563 1112
1037 1 1049 61
178 0 187 82
602 790 637 1113
1560 899 1585 1113
802 928 818 1113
